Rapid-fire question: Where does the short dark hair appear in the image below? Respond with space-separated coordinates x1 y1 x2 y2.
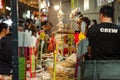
0 23 8 32
82 17 90 27
92 19 97 25
100 5 114 19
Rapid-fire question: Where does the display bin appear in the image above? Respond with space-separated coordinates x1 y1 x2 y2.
80 60 120 80
19 57 26 80
18 47 26 80
29 47 36 78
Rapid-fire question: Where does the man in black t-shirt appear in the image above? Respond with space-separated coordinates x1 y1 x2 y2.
87 5 120 60
0 23 12 77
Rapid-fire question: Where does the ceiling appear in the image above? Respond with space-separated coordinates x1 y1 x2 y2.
19 0 71 9
18 0 120 11
19 0 38 9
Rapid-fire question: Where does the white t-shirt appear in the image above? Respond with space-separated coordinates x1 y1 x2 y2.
24 30 32 47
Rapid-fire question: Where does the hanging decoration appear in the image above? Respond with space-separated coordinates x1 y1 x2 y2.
71 0 75 10
77 0 78 8
71 0 79 10
69 8 82 23
56 10 64 31
70 0 83 22
56 0 64 31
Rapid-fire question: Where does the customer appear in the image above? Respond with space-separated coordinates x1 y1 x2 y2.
40 15 53 36
0 23 12 79
78 17 90 56
87 5 120 60
91 19 97 27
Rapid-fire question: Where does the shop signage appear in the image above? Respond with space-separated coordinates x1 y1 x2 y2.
97 0 114 6
0 0 3 9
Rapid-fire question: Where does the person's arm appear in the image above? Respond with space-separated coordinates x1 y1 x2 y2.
87 45 92 58
42 25 51 31
86 25 98 59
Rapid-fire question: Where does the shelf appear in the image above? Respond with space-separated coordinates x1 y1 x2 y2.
57 30 74 34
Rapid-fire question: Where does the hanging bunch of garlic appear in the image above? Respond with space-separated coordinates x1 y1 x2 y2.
69 8 82 23
56 10 64 31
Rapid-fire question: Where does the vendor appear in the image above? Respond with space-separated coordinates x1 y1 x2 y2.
41 15 53 36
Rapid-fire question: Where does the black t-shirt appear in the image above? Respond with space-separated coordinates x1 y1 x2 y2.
0 36 13 74
87 22 120 60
